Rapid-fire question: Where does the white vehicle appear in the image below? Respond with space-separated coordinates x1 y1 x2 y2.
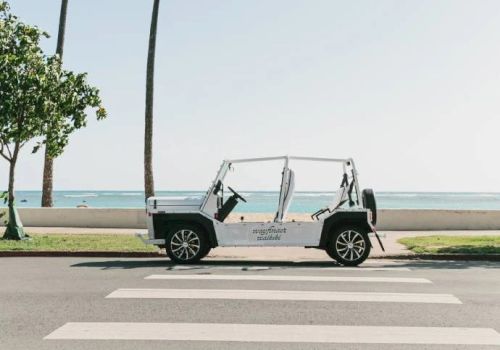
140 156 384 266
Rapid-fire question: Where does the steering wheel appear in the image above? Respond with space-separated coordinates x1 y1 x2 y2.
227 186 247 202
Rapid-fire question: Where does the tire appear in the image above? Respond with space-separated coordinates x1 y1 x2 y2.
199 246 212 260
362 188 377 225
326 226 371 266
165 224 209 264
325 247 336 260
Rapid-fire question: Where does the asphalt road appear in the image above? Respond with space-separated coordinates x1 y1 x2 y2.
1 257 499 349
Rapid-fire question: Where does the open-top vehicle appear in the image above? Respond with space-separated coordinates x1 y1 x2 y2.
139 156 384 266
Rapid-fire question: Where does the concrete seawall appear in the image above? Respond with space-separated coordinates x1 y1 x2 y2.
1 208 500 230
16 208 147 229
377 209 500 230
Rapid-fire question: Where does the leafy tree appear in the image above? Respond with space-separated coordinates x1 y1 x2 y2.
144 0 160 200
0 1 106 240
41 0 69 207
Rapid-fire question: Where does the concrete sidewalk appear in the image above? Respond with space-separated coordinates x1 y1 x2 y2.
19 227 500 259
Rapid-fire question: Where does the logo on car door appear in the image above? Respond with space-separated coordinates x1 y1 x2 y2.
251 226 286 241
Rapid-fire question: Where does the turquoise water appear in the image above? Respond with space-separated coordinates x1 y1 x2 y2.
5 191 500 212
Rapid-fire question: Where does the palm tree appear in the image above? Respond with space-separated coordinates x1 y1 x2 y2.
41 0 69 207
144 0 160 200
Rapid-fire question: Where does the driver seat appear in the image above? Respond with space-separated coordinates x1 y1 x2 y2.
274 169 295 223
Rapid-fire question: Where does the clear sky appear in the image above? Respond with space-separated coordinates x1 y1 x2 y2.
2 0 500 192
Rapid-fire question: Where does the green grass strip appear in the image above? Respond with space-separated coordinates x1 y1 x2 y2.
398 235 500 254
0 234 159 252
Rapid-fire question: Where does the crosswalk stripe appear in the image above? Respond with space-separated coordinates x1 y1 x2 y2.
296 266 411 271
44 322 500 345
145 274 431 284
167 265 411 272
106 288 461 304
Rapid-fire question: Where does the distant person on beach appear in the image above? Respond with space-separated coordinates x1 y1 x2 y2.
77 201 88 208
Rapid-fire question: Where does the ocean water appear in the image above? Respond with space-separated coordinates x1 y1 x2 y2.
5 191 500 212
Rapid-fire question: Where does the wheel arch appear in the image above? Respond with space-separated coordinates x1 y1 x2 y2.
152 213 218 248
319 211 372 248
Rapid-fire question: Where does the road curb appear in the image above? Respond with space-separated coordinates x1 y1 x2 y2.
373 254 500 261
0 251 499 261
0 251 164 258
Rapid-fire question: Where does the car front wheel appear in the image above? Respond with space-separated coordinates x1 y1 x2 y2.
327 226 371 266
165 225 208 264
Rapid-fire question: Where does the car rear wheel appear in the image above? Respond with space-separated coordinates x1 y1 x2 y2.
199 245 212 260
165 225 208 264
327 226 371 266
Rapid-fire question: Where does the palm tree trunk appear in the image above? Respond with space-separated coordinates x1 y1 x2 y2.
41 150 54 207
144 0 160 200
41 0 68 207
55 0 68 58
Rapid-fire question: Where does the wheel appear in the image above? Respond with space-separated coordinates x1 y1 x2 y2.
362 188 377 225
165 225 208 264
199 245 212 260
326 226 371 266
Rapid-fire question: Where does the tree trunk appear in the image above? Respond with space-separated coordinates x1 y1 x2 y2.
55 0 68 58
41 149 54 207
8 157 15 206
41 0 68 207
144 0 160 200
3 149 28 240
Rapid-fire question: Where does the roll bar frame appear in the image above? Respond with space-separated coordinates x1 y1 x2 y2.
200 155 362 215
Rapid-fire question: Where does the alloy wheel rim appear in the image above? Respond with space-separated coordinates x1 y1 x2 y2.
170 229 201 260
336 230 365 261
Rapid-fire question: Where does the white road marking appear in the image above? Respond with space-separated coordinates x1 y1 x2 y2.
242 266 271 271
106 288 461 304
168 266 271 271
296 267 411 271
167 265 411 272
44 323 500 345
145 274 430 283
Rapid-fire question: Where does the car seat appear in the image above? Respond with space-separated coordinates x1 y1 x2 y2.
274 168 295 222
